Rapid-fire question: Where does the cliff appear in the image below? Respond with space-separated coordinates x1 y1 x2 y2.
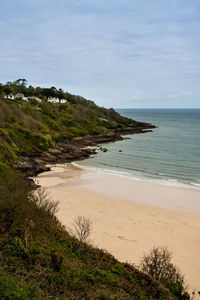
0 82 186 299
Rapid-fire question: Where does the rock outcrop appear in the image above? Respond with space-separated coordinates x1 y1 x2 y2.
14 125 155 178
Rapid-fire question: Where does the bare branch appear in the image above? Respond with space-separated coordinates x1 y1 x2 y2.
71 216 93 242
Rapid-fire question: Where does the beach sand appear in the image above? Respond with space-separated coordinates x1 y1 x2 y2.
35 164 200 293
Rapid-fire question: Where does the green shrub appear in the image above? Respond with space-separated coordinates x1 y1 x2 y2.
140 246 190 299
0 276 30 300
2 237 26 258
0 169 59 236
0 161 9 171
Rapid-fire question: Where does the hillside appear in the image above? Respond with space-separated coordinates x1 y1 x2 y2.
0 81 189 299
0 168 176 300
0 80 154 173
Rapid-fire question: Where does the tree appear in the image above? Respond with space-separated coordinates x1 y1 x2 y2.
140 246 189 299
3 86 12 96
0 84 3 96
21 79 27 86
58 88 65 102
25 85 35 97
70 216 93 242
14 79 22 86
13 79 27 86
6 81 13 86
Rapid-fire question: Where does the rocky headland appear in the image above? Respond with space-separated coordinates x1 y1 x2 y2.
15 124 155 178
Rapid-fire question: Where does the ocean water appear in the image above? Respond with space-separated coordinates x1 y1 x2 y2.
77 109 200 189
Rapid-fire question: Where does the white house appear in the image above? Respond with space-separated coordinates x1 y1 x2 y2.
47 97 68 104
5 94 15 100
60 99 68 104
29 96 41 102
14 93 28 101
47 97 60 103
15 93 24 99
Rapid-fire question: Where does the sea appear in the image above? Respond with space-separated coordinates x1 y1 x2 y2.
77 109 200 189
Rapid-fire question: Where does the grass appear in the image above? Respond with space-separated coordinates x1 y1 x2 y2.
0 168 177 299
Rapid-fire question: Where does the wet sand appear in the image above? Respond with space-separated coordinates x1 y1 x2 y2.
35 164 200 293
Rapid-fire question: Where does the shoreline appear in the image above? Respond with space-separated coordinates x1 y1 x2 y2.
14 125 155 179
35 164 200 293
73 161 200 192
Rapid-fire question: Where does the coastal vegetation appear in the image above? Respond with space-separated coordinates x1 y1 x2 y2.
0 168 187 299
0 79 151 170
0 80 190 299
70 216 93 243
140 246 189 299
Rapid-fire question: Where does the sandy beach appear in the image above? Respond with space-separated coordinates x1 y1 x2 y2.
35 164 200 293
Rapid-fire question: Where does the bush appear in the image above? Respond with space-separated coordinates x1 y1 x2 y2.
140 246 190 299
0 169 59 237
0 276 30 300
70 216 93 242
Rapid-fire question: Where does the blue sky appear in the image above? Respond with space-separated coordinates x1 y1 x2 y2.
1 0 200 108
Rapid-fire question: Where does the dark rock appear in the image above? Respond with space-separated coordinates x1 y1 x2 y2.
15 124 155 180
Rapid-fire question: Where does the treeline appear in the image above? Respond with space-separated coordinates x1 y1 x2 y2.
0 79 93 103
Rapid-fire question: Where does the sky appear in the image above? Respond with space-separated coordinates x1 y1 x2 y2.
0 0 200 108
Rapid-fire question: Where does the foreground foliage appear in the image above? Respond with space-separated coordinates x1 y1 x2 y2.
140 246 189 299
0 169 177 299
